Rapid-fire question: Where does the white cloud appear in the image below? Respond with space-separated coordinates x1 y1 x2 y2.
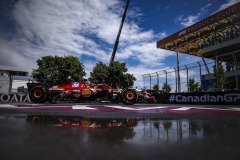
0 0 173 87
174 3 212 27
216 0 240 12
175 0 240 27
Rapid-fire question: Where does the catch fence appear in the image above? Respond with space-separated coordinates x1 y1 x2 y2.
142 50 240 93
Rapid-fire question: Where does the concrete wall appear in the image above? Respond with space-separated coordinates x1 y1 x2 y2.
0 76 29 93
11 80 28 93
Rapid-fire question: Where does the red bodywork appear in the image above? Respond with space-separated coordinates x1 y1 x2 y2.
48 81 121 101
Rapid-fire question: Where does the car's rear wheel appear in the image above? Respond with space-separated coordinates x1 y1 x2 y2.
121 89 138 105
27 115 44 122
29 86 48 103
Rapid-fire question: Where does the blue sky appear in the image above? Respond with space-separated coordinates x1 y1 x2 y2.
0 0 239 87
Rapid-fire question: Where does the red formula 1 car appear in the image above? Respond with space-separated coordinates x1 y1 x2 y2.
27 80 139 105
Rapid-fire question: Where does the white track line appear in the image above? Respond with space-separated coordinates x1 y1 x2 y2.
94 105 135 110
90 105 168 111
171 107 240 112
135 106 168 110
195 107 240 112
0 104 17 108
72 105 96 110
171 107 192 111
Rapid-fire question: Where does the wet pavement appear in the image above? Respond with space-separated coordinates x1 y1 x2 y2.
0 113 240 160
1 103 240 120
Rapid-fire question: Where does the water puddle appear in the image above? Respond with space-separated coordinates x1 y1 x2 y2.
0 114 240 160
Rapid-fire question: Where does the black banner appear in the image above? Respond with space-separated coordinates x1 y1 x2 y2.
1 92 240 104
153 91 240 104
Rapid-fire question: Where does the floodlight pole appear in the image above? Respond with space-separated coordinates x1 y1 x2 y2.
109 0 130 65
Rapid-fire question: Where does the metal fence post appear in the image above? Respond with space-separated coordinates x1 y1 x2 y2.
174 68 177 93
198 62 202 85
202 56 210 74
231 52 239 90
164 70 168 85
176 45 181 93
215 56 219 91
148 74 152 93
156 72 159 92
185 65 189 92
142 75 145 90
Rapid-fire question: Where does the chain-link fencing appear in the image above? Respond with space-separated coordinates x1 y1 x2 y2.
142 50 240 93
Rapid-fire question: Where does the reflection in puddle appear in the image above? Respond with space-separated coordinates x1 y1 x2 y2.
26 115 138 128
1 115 240 160
26 115 240 143
134 119 203 143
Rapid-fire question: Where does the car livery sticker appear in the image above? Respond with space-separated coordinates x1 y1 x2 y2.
82 89 91 97
72 82 79 88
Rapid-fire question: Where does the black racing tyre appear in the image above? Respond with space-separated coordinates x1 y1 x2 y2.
121 89 138 105
26 115 44 122
122 118 138 127
31 116 43 122
29 86 48 103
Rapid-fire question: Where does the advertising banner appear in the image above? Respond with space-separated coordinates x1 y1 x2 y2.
154 91 240 104
0 93 31 103
1 92 240 104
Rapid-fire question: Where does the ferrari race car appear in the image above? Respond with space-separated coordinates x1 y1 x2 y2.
27 80 139 105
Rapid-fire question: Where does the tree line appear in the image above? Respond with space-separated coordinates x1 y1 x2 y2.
32 55 136 88
31 55 228 92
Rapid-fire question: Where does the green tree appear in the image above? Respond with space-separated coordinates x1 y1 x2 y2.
213 64 227 91
153 84 159 94
0 71 4 75
89 61 136 88
88 62 109 84
188 77 200 92
163 121 172 141
189 121 201 136
162 82 171 93
32 55 86 84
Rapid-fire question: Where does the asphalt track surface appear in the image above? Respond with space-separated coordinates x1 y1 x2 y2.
1 102 240 120
1 103 240 160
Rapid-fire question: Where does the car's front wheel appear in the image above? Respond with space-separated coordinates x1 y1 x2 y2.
121 89 138 105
